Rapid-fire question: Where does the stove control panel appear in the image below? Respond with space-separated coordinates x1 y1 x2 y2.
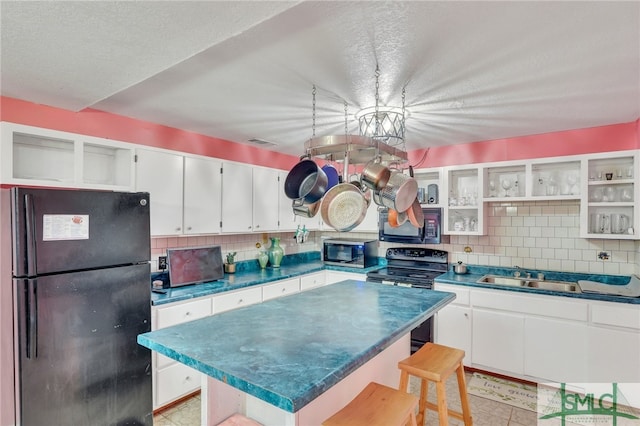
386 247 448 263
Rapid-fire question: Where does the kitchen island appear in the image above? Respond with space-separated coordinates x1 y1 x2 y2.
138 280 455 426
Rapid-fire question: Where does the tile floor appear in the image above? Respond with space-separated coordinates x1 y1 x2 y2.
153 372 541 425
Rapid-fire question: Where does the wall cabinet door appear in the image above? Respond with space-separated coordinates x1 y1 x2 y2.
524 317 587 382
253 167 280 232
278 171 299 231
183 156 222 235
136 149 184 236
472 309 524 375
221 162 253 233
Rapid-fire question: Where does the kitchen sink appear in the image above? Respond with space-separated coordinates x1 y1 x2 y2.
477 275 527 286
524 280 581 293
476 274 581 293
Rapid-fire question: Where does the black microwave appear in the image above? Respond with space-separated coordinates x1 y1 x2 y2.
379 207 444 244
322 239 378 268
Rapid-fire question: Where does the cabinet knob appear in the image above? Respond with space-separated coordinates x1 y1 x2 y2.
281 288 286 292
238 299 243 304
185 311 191 316
187 226 192 230
176 227 181 231
255 225 260 229
464 313 469 318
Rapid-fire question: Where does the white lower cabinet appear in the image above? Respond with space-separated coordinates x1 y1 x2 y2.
300 272 326 291
587 301 640 383
211 287 262 314
472 309 525 375
524 317 587 382
437 283 640 386
434 284 471 365
262 278 300 301
152 298 212 409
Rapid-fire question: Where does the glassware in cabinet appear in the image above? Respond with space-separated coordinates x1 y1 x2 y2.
484 164 526 199
531 160 581 198
581 152 638 239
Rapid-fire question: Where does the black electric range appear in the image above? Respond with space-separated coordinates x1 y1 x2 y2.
366 247 449 352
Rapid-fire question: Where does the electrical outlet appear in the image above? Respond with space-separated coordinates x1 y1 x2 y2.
158 256 167 270
597 251 610 261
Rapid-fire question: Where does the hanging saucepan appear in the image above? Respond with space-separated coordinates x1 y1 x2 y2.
284 157 328 204
379 171 419 213
349 174 372 207
387 208 408 228
361 157 391 191
292 199 320 218
320 183 369 232
321 164 340 191
406 197 424 228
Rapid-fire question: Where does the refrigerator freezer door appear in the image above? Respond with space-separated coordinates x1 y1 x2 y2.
12 188 150 277
15 264 152 425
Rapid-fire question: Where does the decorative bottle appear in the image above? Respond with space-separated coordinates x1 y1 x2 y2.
257 250 269 269
267 237 284 268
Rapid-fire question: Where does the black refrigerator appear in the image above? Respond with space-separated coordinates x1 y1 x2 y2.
11 188 152 426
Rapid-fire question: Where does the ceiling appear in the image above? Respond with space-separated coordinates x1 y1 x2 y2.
1 1 639 157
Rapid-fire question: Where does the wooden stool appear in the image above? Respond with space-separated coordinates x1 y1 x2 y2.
398 343 472 426
322 382 419 426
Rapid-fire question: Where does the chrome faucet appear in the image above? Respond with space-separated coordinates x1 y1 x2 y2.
513 266 521 278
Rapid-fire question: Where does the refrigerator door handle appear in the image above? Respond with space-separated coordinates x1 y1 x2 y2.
24 193 38 276
26 279 38 359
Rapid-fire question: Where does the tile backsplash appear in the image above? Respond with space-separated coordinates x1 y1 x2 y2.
151 200 639 276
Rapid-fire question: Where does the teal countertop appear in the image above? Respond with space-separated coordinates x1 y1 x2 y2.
150 251 385 306
138 280 455 412
435 265 640 305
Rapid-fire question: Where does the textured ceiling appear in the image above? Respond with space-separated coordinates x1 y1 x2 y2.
1 1 639 156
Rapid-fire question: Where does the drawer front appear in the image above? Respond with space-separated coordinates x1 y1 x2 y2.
262 278 300 301
156 298 212 329
300 272 326 291
212 287 262 314
471 289 587 321
591 302 640 330
434 283 470 305
155 362 201 408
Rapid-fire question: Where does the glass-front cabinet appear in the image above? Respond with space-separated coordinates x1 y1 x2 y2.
413 167 443 206
443 166 485 235
530 159 581 199
580 151 638 239
1 122 134 190
483 164 526 200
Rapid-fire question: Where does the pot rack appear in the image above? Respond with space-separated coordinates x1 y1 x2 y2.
304 134 408 168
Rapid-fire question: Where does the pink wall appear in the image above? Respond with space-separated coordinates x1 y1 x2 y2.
2 96 638 169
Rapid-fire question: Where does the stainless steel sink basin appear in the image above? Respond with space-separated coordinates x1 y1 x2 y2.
524 280 581 293
477 274 581 293
477 275 527 287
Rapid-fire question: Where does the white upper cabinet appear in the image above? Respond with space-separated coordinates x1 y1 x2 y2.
253 167 280 232
443 165 486 235
183 156 222 235
136 148 221 236
278 171 299 232
221 162 254 233
1 122 134 190
413 168 443 206
580 150 639 239
135 149 184 236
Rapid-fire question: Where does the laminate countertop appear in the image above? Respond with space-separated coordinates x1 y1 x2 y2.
138 280 455 413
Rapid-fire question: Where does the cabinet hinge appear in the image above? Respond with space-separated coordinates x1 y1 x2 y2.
134 154 138 163
220 167 223 174
220 221 222 228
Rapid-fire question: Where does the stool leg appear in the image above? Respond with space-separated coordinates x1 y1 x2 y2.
399 370 409 392
455 364 473 426
407 410 418 426
416 379 428 426
435 380 448 426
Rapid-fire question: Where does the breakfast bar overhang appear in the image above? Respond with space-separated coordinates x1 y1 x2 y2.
138 280 455 425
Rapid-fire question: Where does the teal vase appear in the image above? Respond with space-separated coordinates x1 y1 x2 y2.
257 250 269 269
267 237 284 268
